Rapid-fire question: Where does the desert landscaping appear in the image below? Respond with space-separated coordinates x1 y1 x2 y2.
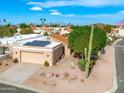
23 46 113 93
0 57 18 73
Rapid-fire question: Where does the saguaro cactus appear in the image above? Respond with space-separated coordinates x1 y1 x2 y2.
84 48 87 60
85 25 94 78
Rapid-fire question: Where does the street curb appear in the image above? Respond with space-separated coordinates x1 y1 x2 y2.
0 80 48 93
105 39 122 93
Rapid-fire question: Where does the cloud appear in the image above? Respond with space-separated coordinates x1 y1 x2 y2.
118 10 124 14
50 9 124 20
27 0 124 8
30 6 42 11
50 10 61 15
71 10 124 19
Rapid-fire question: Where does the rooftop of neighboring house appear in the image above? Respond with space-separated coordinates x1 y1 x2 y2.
41 26 72 33
0 34 41 45
50 33 68 45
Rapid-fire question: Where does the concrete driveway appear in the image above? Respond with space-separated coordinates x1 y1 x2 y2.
0 63 40 84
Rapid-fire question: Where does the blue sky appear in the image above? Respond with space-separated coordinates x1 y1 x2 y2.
0 0 124 25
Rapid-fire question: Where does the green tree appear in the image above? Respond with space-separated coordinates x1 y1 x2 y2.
0 26 11 37
68 25 107 56
19 23 29 28
44 31 49 36
3 18 6 23
20 27 33 34
40 18 46 26
10 27 17 35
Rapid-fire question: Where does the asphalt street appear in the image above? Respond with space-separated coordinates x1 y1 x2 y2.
115 39 124 93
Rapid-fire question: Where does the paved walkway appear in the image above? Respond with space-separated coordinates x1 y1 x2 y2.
115 39 124 93
0 63 40 84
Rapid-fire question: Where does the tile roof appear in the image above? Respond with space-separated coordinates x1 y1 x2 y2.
51 34 68 45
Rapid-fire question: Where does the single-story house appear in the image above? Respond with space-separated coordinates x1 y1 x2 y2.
12 36 64 66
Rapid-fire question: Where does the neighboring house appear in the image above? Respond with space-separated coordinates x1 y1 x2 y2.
109 29 119 37
0 34 41 54
50 33 70 56
33 27 46 35
12 36 64 66
17 28 21 33
52 27 61 33
0 34 40 46
41 26 53 35
110 28 124 37
52 27 71 35
41 26 72 35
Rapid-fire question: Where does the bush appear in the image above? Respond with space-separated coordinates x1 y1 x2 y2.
68 25 107 56
13 58 18 63
63 72 70 79
10 27 17 36
44 31 49 36
0 63 2 65
20 27 33 35
0 25 18 37
19 23 29 28
44 60 49 67
5 63 9 66
78 60 87 71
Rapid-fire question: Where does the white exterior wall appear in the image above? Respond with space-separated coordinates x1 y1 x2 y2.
118 28 124 37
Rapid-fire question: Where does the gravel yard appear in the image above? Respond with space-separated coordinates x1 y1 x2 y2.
24 46 114 93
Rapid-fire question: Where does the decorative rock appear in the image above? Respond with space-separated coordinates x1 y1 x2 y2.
46 73 54 77
52 83 56 86
81 79 84 82
43 81 47 85
71 62 75 69
70 75 77 80
40 72 46 76
63 72 70 79
55 74 59 78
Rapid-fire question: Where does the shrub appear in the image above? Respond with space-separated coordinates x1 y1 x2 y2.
0 63 2 65
44 60 49 67
0 26 17 37
78 60 87 71
63 72 70 79
44 31 49 36
20 27 33 35
19 23 29 28
68 25 107 56
5 63 8 66
13 58 18 63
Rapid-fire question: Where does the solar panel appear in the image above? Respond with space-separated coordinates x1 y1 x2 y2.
24 40 51 47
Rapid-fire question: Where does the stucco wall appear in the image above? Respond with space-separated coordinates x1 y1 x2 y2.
52 45 64 65
119 29 124 36
12 44 64 66
64 45 70 56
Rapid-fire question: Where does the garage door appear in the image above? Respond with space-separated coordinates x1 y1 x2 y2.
21 52 43 64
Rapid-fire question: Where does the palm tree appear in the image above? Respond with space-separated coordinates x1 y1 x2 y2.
40 18 43 25
40 18 46 26
3 18 6 23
